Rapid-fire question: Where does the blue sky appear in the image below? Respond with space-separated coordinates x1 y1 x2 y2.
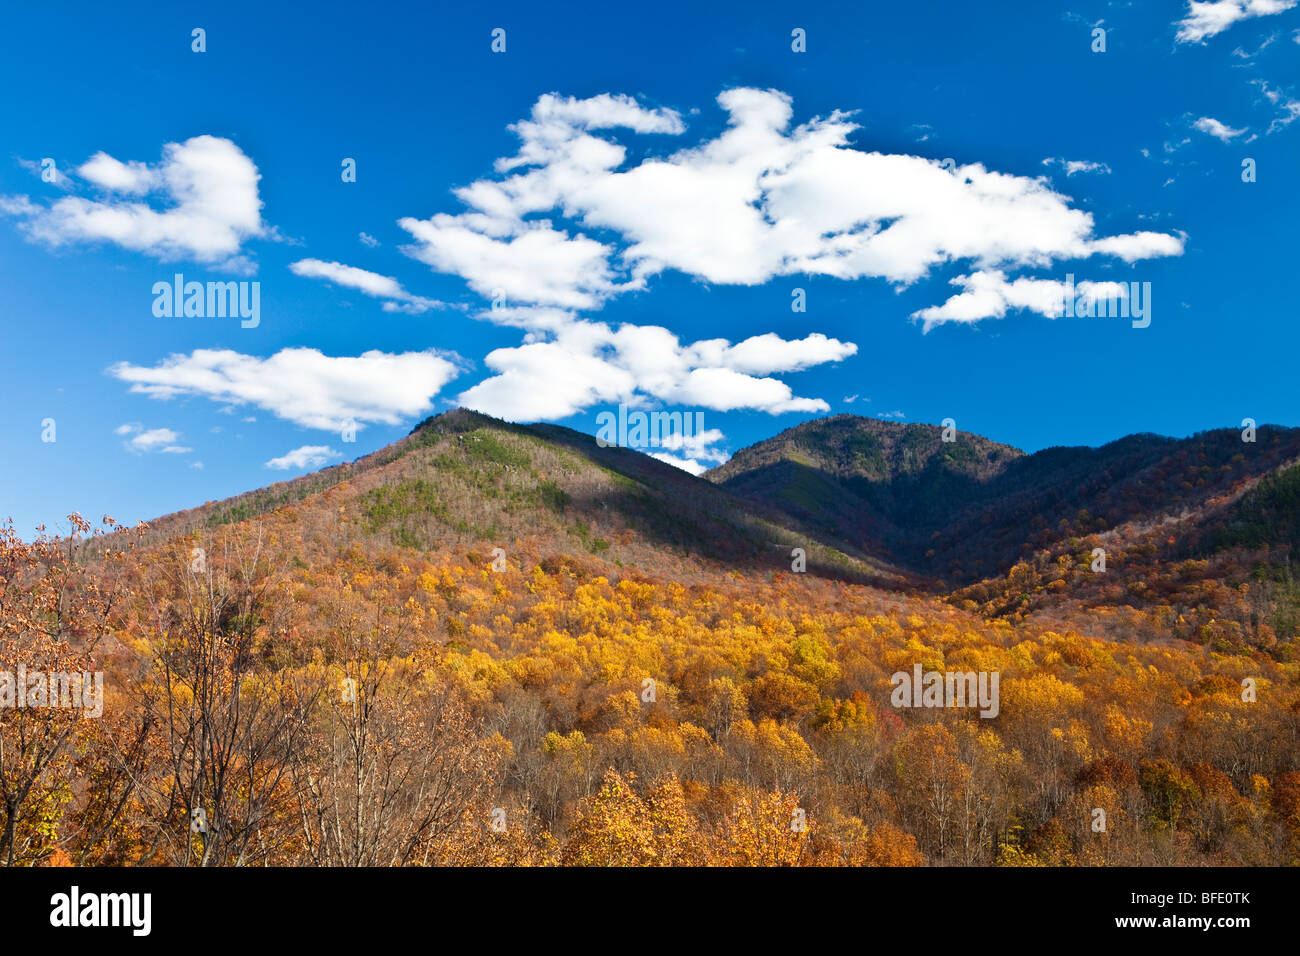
1 0 1298 536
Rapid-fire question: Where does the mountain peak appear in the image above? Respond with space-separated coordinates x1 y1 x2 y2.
407 406 506 437
708 414 1023 487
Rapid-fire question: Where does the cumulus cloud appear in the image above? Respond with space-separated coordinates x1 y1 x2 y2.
644 423 729 476
1175 0 1296 43
649 452 709 476
289 258 446 313
647 426 730 476
709 332 858 375
1085 231 1186 262
399 218 632 309
400 88 1181 309
912 270 1132 330
115 423 192 454
492 92 686 178
1 136 265 271
1193 116 1248 140
390 87 1180 416
79 152 157 193
108 347 462 431
265 445 341 471
456 318 855 419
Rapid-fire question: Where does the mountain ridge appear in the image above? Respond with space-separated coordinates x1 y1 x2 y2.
706 414 1300 583
92 407 1300 636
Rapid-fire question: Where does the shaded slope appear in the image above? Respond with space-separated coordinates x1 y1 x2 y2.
708 416 1300 584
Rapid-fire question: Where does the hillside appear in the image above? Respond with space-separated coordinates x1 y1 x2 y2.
707 415 1023 573
708 416 1300 584
127 408 910 589
118 409 1300 650
698 414 1300 653
7 408 1300 870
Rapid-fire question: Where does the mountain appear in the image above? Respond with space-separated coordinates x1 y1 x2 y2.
133 408 910 588
707 415 1300 581
705 415 1023 575
706 414 1300 652
117 408 1300 652
132 409 1300 599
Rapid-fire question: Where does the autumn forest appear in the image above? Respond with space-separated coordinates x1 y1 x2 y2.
3 410 1299 868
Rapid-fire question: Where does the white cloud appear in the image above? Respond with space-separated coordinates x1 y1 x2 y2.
648 427 729 476
399 217 638 310
108 347 462 431
1253 79 1300 131
0 195 41 217
657 427 728 460
912 270 1133 330
395 93 684 310
671 367 829 413
265 445 341 471
1042 157 1112 176
710 332 858 375
1175 0 1296 43
16 157 74 190
460 340 632 420
78 152 157 193
401 88 1182 312
1231 32 1279 56
289 258 445 313
389 87 1180 420
456 319 855 420
649 452 709 476
496 92 686 173
359 231 380 247
133 428 179 451
1086 231 1186 262
1066 160 1110 176
116 423 193 455
1193 116 1248 140
1 136 265 271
